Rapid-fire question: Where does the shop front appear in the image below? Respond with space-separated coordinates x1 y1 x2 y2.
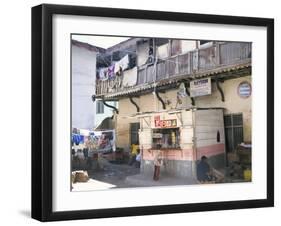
138 108 226 178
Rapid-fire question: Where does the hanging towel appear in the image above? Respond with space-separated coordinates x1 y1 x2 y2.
99 67 108 80
108 65 115 80
177 82 187 98
122 67 138 87
114 54 130 75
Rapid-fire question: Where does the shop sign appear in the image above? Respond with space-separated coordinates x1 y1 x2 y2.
190 77 211 97
238 81 251 98
154 115 177 128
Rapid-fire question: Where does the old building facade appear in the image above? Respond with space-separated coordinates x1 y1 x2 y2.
94 38 252 178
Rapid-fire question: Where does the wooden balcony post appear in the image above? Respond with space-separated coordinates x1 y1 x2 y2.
188 52 192 75
215 42 221 66
153 58 157 82
175 55 179 75
145 65 148 84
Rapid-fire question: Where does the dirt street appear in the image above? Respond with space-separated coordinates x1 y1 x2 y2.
88 157 141 188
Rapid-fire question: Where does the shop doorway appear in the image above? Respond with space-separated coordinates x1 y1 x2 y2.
224 113 244 153
130 123 140 145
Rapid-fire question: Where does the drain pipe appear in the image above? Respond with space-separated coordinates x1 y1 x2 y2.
92 94 119 114
155 89 166 110
129 96 140 112
102 99 119 114
184 82 195 106
215 78 225 102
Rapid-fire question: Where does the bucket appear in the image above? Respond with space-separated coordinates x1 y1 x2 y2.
243 169 252 181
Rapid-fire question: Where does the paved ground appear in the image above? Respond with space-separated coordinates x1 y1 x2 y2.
72 157 199 191
90 159 141 188
125 174 198 187
72 157 249 191
72 178 117 191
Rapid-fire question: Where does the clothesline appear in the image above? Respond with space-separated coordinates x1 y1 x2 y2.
96 51 188 82
97 47 192 68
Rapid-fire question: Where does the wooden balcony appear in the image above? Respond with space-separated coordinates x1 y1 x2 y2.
96 42 251 98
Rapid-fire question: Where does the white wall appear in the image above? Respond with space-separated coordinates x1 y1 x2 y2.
95 101 117 127
72 44 96 130
0 0 279 226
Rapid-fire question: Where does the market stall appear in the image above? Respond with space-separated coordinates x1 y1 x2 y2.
138 108 226 178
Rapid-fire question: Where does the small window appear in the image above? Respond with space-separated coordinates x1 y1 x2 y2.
96 101 104 114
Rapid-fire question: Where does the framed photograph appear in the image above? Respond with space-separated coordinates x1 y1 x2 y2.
32 4 274 221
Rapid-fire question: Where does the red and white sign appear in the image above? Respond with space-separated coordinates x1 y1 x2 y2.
154 116 177 128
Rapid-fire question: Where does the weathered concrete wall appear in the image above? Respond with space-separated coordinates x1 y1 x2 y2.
152 76 251 142
193 76 252 142
117 75 252 149
72 44 96 130
116 98 139 151
141 159 193 178
141 152 225 178
195 109 226 167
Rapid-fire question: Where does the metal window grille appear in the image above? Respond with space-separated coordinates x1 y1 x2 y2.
224 113 244 152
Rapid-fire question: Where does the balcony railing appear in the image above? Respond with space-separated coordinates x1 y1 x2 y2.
96 42 251 97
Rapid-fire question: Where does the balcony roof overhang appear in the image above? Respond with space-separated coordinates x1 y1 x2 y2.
97 61 251 100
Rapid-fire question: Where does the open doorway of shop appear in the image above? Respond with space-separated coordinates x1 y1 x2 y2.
128 123 140 166
224 113 244 166
130 123 140 145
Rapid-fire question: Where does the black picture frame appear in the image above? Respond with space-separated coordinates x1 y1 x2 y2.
31 4 274 222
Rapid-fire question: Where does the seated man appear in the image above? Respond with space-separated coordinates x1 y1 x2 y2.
197 156 211 182
197 156 224 183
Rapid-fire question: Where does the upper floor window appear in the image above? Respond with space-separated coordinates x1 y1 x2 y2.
96 101 104 114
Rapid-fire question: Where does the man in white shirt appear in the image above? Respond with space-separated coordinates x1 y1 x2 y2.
153 150 163 181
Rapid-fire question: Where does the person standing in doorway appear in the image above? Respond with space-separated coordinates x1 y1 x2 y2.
129 142 139 165
135 149 141 168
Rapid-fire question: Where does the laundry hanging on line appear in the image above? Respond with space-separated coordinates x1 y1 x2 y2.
98 67 109 80
122 67 138 87
114 54 130 75
107 65 115 80
72 134 84 145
